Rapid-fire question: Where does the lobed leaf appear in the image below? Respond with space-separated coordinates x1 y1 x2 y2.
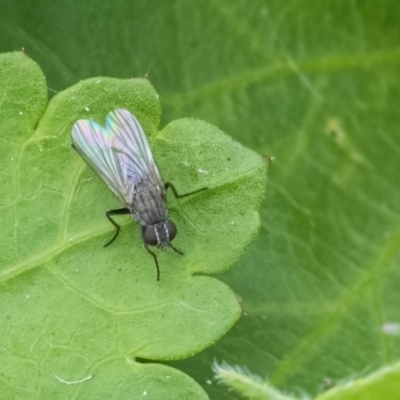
0 52 266 398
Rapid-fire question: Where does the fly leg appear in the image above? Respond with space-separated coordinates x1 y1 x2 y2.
164 182 207 257
141 228 161 281
169 243 184 255
164 182 207 198
104 208 130 247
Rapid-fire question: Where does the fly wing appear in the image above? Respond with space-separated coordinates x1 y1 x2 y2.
71 109 164 206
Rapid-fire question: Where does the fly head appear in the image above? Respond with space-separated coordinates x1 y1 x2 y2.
143 221 177 249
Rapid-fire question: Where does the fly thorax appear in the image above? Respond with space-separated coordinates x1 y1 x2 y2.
143 221 178 248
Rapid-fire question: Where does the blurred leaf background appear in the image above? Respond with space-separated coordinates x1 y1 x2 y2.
1 1 400 399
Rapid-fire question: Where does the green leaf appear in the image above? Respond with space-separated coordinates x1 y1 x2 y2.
213 362 400 400
0 52 266 398
213 362 296 400
1 1 400 400
318 362 400 400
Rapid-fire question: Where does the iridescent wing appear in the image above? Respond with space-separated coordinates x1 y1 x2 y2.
71 109 164 206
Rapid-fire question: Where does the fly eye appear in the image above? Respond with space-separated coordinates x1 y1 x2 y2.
144 226 158 246
166 221 177 241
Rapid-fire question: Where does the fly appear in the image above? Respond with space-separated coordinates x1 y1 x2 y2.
71 108 205 280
